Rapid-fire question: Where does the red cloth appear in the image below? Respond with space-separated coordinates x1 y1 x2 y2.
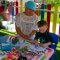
0 6 4 12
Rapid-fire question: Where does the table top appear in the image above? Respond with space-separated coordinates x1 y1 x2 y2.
17 39 54 60
20 48 54 60
0 36 54 60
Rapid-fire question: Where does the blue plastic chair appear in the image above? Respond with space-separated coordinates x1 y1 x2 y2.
50 33 59 60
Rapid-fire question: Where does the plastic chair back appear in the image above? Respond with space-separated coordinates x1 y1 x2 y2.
50 33 59 50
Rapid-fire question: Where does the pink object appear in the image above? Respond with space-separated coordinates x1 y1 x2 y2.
7 53 18 60
7 48 20 60
25 48 54 60
44 48 54 60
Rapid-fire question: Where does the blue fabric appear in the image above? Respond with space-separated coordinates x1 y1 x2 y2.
35 31 54 44
25 1 36 11
49 33 59 60
50 52 58 60
0 36 13 51
0 36 9 43
50 33 59 50
35 32 59 60
1 42 12 51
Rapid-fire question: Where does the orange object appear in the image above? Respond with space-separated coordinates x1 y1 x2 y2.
35 9 39 16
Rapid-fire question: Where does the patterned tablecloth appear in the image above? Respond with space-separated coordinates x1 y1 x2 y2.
0 36 54 60
16 39 54 60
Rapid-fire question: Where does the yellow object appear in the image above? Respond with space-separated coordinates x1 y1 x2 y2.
20 0 23 12
19 37 23 41
2 58 8 60
52 4 58 33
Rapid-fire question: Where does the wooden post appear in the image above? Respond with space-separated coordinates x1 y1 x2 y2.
52 4 58 33
47 4 51 31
